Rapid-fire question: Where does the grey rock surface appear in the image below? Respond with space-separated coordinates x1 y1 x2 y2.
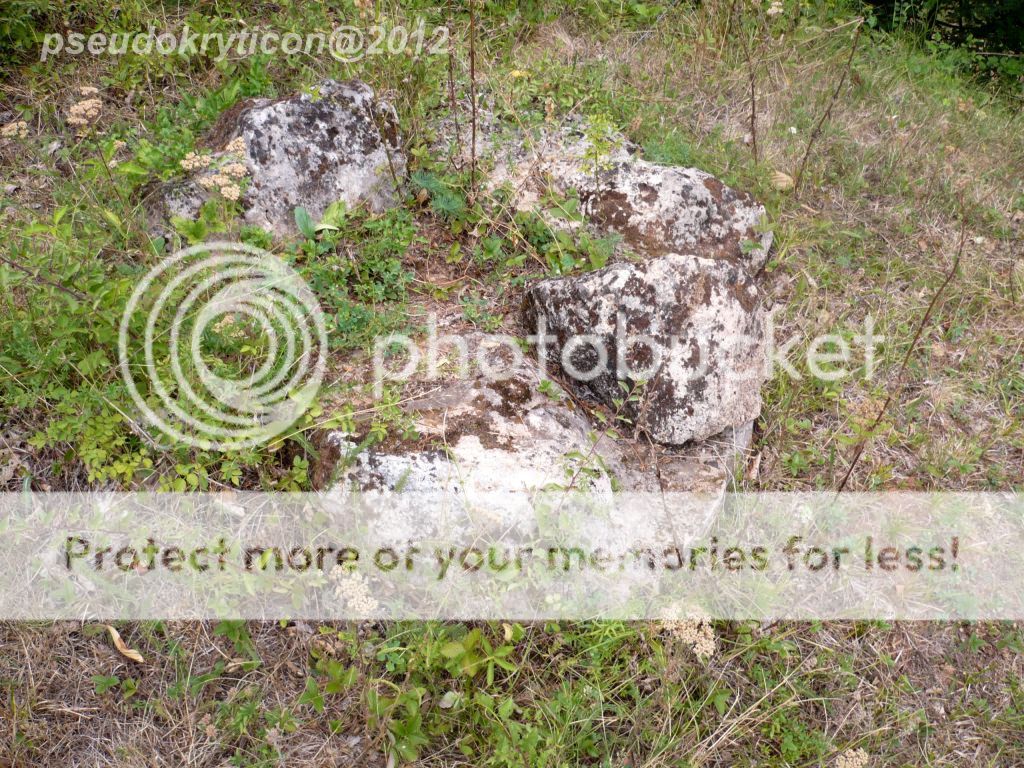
524 253 770 446
484 125 773 273
323 336 730 496
149 180 205 240
150 80 404 239
236 80 403 233
545 134 772 272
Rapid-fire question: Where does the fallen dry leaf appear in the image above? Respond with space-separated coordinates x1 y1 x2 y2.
0 450 21 486
106 625 145 663
770 170 794 191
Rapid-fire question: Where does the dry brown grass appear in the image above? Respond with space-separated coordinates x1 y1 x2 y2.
1 621 379 766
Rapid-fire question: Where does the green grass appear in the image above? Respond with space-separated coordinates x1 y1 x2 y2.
8 618 1024 765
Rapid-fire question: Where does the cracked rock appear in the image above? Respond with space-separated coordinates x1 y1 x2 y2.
524 253 770 446
481 125 772 272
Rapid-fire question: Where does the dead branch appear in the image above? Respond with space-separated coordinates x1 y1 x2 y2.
794 21 862 196
837 218 966 492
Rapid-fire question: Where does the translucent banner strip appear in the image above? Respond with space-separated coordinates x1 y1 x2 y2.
0 492 1017 620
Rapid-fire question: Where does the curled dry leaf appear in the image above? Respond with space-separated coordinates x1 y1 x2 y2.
0 450 21 486
106 625 145 663
770 170 795 191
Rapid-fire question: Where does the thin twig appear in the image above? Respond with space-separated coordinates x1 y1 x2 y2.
837 218 966 492
736 4 759 163
468 0 478 202
793 21 862 196
446 18 461 171
0 253 88 301
1010 256 1019 305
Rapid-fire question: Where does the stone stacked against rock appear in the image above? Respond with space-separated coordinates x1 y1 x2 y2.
323 335 731 496
522 127 773 449
538 132 773 272
153 86 774 494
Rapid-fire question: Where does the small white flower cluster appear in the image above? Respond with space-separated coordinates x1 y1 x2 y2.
663 618 717 660
353 0 373 21
221 161 247 178
68 98 102 127
331 567 378 614
67 87 103 130
184 136 249 201
197 169 246 200
1 120 29 139
180 151 212 171
767 0 785 17
836 748 870 768
211 312 247 338
199 713 217 739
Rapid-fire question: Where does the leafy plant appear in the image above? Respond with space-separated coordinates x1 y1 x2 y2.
581 112 623 186
411 170 468 223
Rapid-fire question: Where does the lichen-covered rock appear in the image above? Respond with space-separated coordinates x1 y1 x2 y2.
236 80 404 233
150 80 404 239
550 155 773 272
544 134 770 270
328 337 619 497
147 180 206 244
524 254 770 446
321 336 729 496
482 125 772 272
